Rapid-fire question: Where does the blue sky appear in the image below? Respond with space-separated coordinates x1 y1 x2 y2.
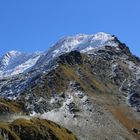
0 0 140 56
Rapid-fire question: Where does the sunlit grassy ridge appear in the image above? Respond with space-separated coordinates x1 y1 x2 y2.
0 98 23 115
0 118 78 140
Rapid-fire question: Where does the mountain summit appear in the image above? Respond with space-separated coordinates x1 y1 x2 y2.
47 32 119 58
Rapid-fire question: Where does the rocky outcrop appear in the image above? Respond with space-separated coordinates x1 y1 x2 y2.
58 51 83 65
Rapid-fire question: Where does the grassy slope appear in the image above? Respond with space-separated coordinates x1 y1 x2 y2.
0 118 78 140
0 98 23 114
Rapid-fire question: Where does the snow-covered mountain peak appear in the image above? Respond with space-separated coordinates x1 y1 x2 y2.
6 50 22 56
47 32 118 58
93 32 114 41
0 51 42 78
0 50 22 68
57 32 115 44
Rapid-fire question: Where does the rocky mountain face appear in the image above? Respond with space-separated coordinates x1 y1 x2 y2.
0 32 140 140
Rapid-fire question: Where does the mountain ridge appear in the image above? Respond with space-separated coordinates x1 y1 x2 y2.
0 32 121 78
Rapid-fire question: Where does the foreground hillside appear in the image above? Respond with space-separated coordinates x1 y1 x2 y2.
0 118 77 140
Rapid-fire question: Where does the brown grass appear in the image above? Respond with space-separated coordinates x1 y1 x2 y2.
110 106 140 140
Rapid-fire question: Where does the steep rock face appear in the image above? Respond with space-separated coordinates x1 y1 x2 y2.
0 118 77 140
58 51 83 65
